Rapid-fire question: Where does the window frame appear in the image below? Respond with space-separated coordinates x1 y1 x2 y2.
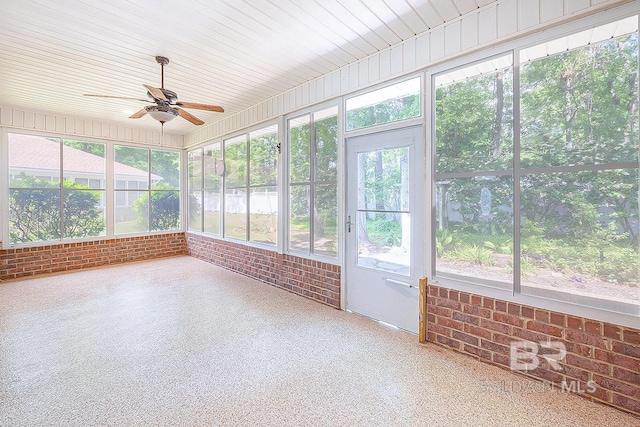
1 128 183 249
285 102 340 260
426 10 640 328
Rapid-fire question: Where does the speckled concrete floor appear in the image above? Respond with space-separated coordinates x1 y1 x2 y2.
0 256 638 427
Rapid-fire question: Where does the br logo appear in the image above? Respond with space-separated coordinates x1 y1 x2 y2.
510 340 566 371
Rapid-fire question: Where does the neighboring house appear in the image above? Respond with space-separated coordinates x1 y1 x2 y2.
8 134 161 219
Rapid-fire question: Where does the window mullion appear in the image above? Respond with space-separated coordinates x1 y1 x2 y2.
513 48 522 297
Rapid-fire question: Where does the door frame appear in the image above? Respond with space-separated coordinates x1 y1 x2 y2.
344 124 425 332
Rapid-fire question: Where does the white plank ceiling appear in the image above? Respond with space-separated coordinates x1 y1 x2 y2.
0 0 496 135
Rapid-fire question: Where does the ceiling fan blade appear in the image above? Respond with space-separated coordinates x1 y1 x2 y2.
129 109 147 119
177 108 204 125
84 94 148 102
175 102 224 113
143 84 168 101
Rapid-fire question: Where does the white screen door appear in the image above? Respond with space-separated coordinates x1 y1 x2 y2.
345 126 424 333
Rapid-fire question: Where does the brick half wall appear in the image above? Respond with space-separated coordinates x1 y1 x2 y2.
427 284 640 416
186 233 340 308
0 233 187 281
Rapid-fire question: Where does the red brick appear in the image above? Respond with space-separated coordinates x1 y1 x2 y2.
464 324 492 340
612 367 640 385
453 311 479 326
428 323 451 337
436 335 461 350
459 292 471 304
480 339 510 355
493 312 524 328
567 316 584 330
464 344 491 360
493 353 510 366
507 303 521 316
585 320 602 335
463 304 491 318
534 309 550 323
482 297 495 309
437 298 462 311
611 341 640 359
480 318 511 335
593 375 640 399
452 330 479 346
564 341 592 358
525 320 564 338
624 329 640 345
549 312 565 327
594 349 640 371
495 300 507 312
437 317 463 331
565 329 608 349
603 324 622 340
611 394 640 414
521 306 535 319
565 354 611 376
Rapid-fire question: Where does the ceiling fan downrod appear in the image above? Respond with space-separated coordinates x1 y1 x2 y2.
155 56 169 89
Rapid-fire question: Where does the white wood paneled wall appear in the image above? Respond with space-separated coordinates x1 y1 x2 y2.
185 0 632 147
0 107 183 148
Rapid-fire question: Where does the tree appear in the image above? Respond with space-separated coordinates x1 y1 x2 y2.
133 181 182 231
9 175 104 243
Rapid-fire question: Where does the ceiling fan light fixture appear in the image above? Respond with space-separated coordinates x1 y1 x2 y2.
145 105 178 124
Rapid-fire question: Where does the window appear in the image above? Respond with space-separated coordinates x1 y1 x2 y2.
288 106 338 257
8 134 106 244
434 17 639 314
435 55 514 288
114 145 181 235
346 77 420 131
188 143 222 235
223 124 278 244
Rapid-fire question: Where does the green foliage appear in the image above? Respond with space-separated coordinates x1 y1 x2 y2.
366 216 402 246
347 93 420 131
9 175 104 243
133 181 181 231
449 244 495 266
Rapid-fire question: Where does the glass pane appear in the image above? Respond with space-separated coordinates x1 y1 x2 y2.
9 134 60 187
224 135 247 188
289 185 310 252
115 145 149 190
250 186 277 245
435 177 514 287
225 188 246 240
520 169 639 309
346 77 420 131
435 56 513 174
520 30 639 168
115 190 147 234
203 190 221 235
314 184 337 257
151 150 180 190
315 110 338 182
188 191 202 232
357 147 409 212
150 190 180 231
357 211 410 275
9 189 61 244
203 144 221 190
250 126 278 186
63 189 105 238
63 140 105 190
289 114 311 183
188 149 202 191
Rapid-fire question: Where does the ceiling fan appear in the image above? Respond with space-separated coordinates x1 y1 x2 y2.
84 56 224 126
